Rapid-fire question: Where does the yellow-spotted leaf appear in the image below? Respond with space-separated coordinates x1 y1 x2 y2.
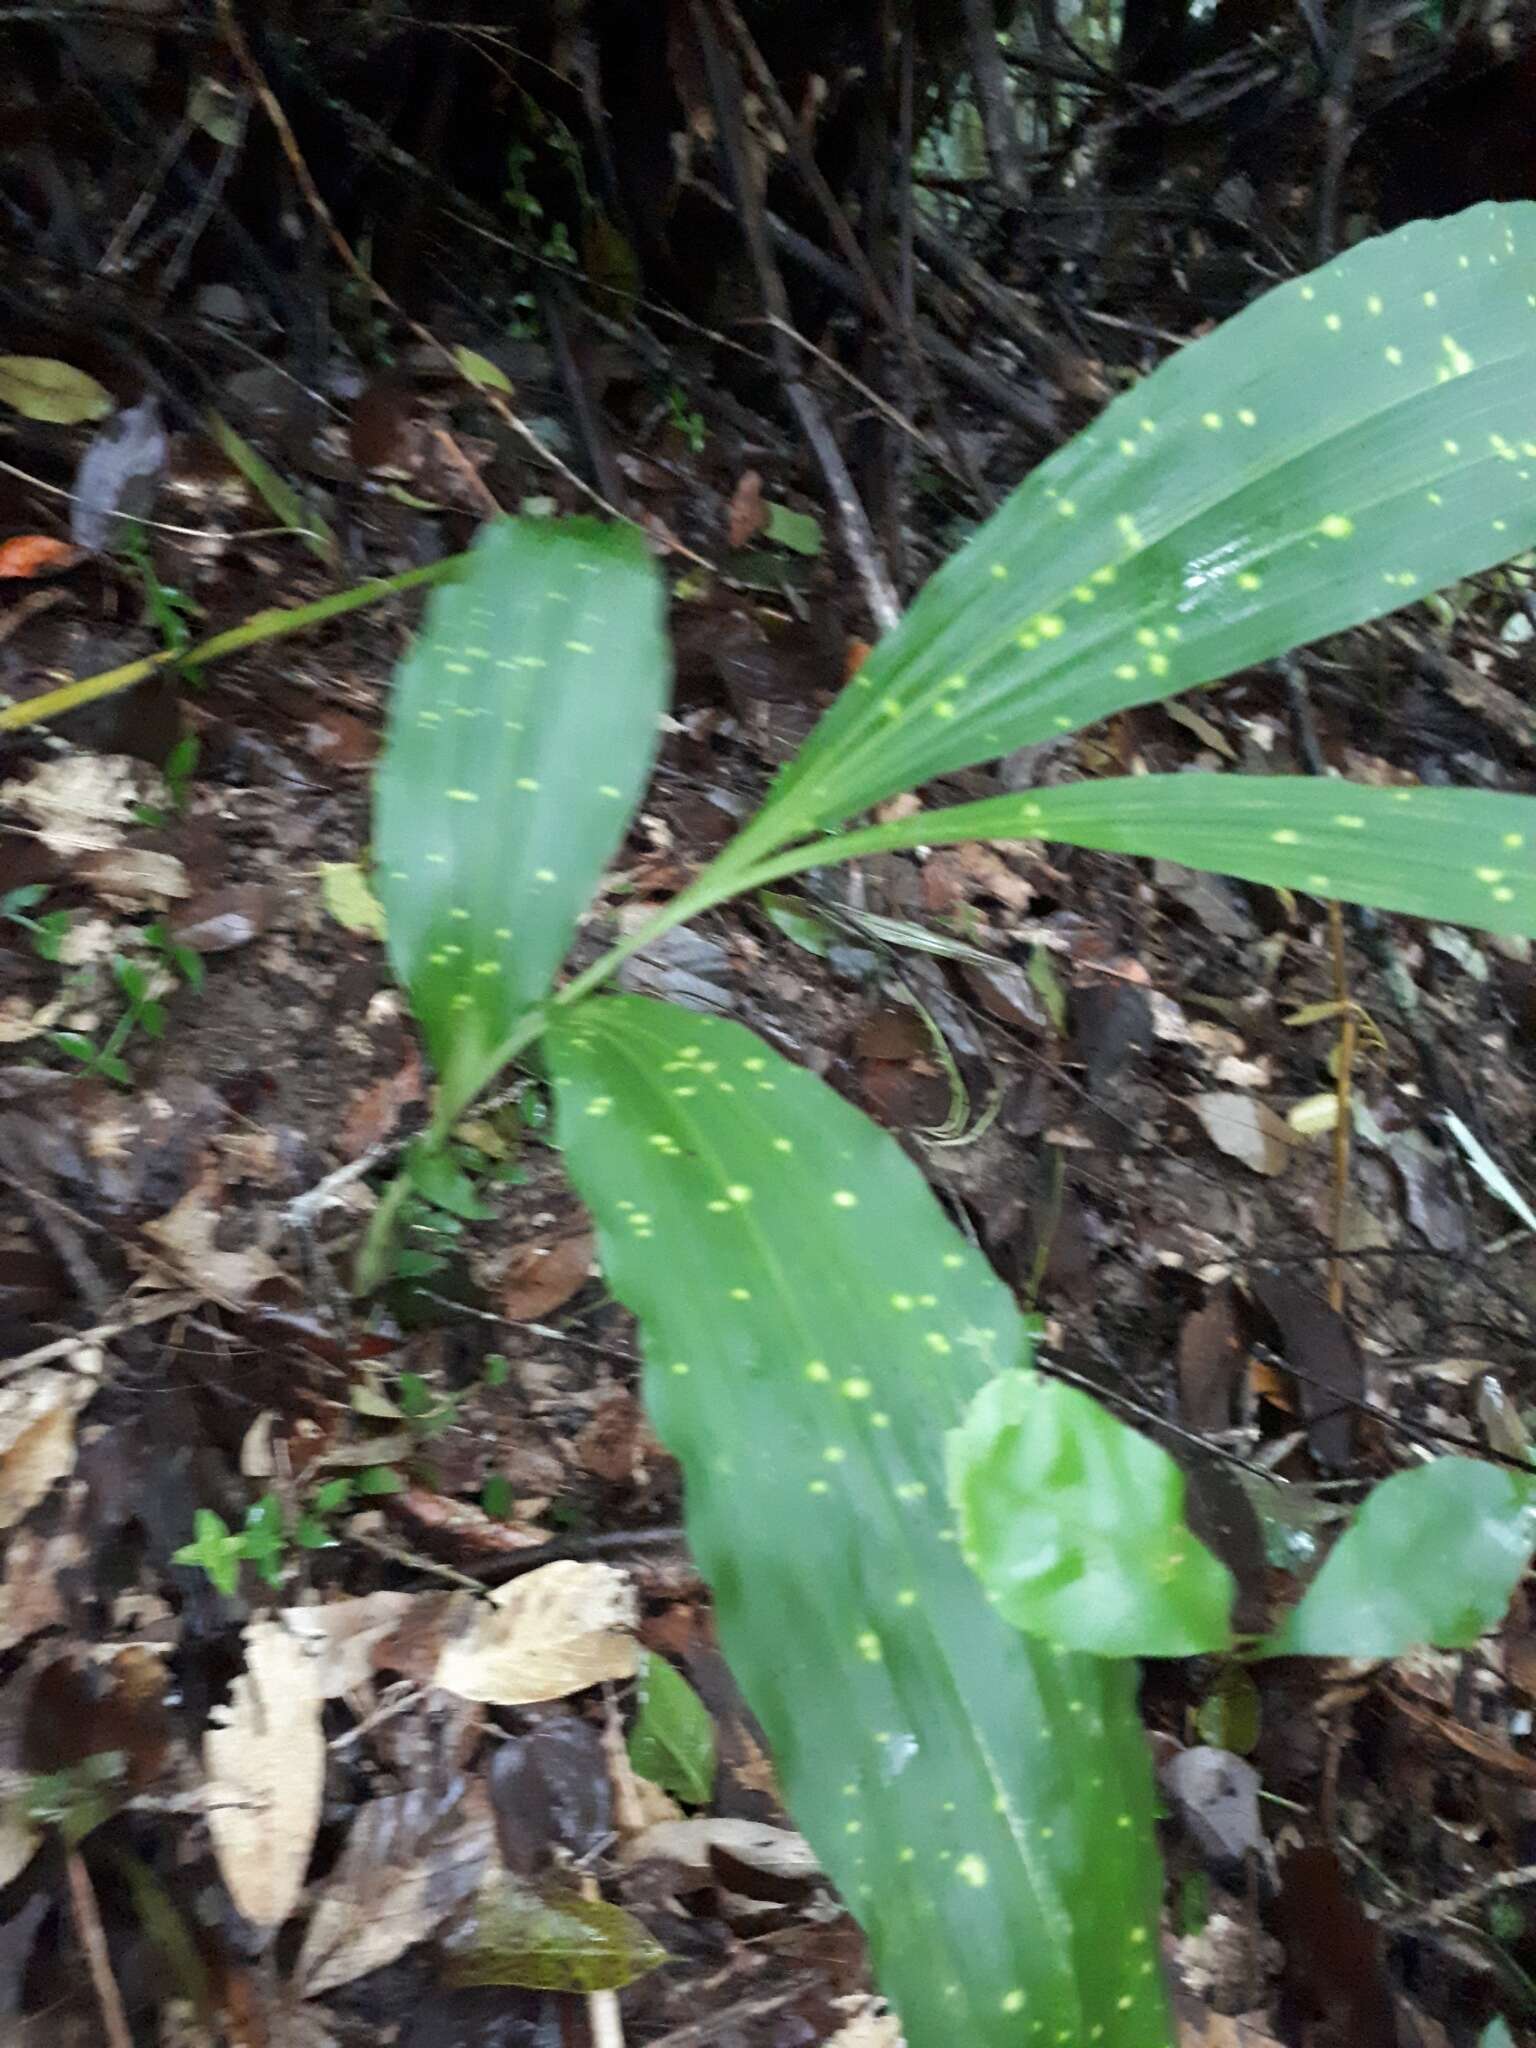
374 517 667 1116
729 202 1536 859
742 775 1536 941
548 995 1170 2048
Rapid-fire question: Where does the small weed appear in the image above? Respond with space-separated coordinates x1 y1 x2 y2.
49 922 202 1087
666 386 707 453
1 883 71 962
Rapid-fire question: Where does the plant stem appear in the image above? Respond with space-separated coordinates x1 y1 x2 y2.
0 555 468 733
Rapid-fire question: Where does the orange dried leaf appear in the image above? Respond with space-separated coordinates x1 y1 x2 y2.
0 535 81 579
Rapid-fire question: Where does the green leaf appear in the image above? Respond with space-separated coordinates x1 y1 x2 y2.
548 995 1169 2048
740 202 1536 850
764 502 823 556
204 409 335 564
750 776 1536 941
406 1143 493 1221
453 346 514 395
949 1369 1235 1657
628 1652 716 1805
443 1879 666 1993
375 517 668 1115
0 356 114 424
759 890 838 957
319 861 387 939
1263 1456 1536 1658
172 1508 243 1597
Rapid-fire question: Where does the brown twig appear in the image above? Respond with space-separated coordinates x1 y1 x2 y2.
1324 900 1358 1314
66 1849 134 2048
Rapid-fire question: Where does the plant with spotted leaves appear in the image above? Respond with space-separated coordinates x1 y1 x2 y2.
367 202 1536 2048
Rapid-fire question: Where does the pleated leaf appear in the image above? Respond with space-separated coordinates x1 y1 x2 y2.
375 518 667 1114
742 201 1536 848
749 775 1536 940
547 995 1170 2048
949 1369 1235 1658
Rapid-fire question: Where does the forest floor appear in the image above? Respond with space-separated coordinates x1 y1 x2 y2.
4 7 1536 2046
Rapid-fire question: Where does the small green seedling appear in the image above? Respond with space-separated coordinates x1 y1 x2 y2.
666 386 707 454
1 883 71 962
49 923 201 1086
363 205 1536 2046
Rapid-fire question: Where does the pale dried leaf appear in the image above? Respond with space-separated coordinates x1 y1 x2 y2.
0 755 156 857
0 1807 40 1890
1190 1093 1294 1177
433 1561 638 1705
75 847 190 908
499 1227 595 1321
205 1620 325 1929
0 1526 83 1652
623 1816 820 1883
140 1173 281 1305
822 2001 904 2048
295 1782 496 1997
0 1368 96 1530
280 1592 417 1699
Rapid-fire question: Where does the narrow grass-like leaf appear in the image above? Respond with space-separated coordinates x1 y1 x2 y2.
548 995 1170 2048
735 202 1536 849
950 1369 1235 1657
743 776 1536 941
1263 1457 1536 1657
375 518 667 1115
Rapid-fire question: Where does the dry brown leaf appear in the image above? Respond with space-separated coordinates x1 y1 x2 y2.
280 1592 418 1699
0 1363 98 1530
336 1047 424 1159
140 1171 281 1305
623 1816 820 1884
205 1620 325 1929
75 847 190 908
0 1525 82 1652
499 1228 595 1321
1190 1092 1294 1178
726 468 765 548
433 1560 638 1705
295 1782 496 1997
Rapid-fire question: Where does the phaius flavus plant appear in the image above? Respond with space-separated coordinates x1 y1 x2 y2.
364 202 1536 2046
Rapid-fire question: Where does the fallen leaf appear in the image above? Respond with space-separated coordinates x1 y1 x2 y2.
623 1816 820 1887
1190 1092 1294 1177
1249 1270 1362 1469
0 535 82 579
433 1561 639 1705
319 861 387 939
0 1809 39 1890
280 1592 418 1698
140 1173 281 1306
0 1365 98 1530
1160 1746 1264 1866
295 1783 496 1997
337 1048 425 1159
69 396 168 551
823 2002 904 2048
1177 1288 1243 1435
76 847 190 908
168 883 274 954
499 1229 595 1322
726 469 764 548
0 356 113 424
1 754 153 857
205 1620 325 1930
453 346 514 395
0 1526 82 1653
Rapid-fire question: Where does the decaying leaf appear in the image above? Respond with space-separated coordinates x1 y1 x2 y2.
76 847 190 908
0 535 82 578
295 1783 497 1997
139 1172 282 1305
0 1364 99 1531
0 754 154 857
1190 1092 1294 1178
498 1228 595 1321
623 1816 821 1887
280 1592 417 1698
823 2002 905 2048
433 1561 639 1705
205 1620 325 1930
320 861 387 939
441 1877 666 1993
70 395 168 551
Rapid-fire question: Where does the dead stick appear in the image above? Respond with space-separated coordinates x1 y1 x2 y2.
66 1849 134 2048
